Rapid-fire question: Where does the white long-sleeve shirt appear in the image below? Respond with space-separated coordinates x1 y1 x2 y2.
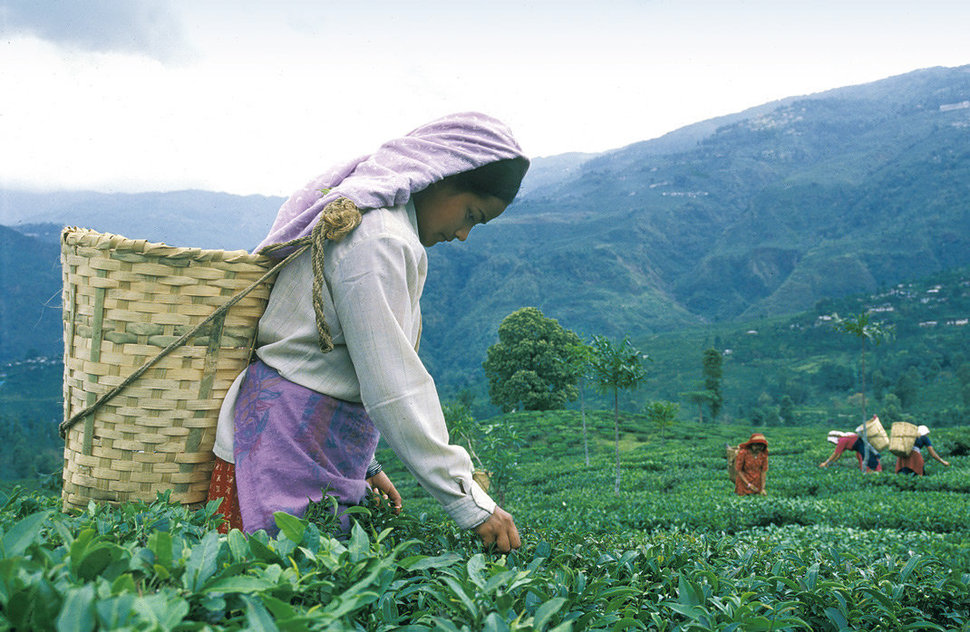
214 201 495 529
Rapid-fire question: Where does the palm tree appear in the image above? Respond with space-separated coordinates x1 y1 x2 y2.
588 335 648 494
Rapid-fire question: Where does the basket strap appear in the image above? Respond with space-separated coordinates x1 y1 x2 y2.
258 197 362 353
58 243 309 438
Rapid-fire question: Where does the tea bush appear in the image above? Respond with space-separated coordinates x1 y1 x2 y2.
1 418 968 630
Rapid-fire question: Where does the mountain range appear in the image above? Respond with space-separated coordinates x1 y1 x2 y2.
2 64 969 394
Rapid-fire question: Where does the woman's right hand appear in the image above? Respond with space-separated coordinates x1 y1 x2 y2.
474 506 521 553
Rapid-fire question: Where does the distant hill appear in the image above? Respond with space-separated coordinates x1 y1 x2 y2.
2 65 970 392
0 226 62 361
421 65 970 386
0 190 283 251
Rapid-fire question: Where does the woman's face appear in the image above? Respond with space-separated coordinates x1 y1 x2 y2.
751 443 766 454
414 182 508 247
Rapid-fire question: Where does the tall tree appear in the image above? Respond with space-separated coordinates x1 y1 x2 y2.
833 312 893 472
565 342 594 466
833 312 894 422
483 307 582 412
893 367 922 409
779 395 795 426
588 335 648 495
701 348 724 421
682 390 714 423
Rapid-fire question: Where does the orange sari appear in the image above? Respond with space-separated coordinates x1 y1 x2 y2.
734 448 768 495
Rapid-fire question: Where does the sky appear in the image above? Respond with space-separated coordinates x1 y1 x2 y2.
1 0 968 197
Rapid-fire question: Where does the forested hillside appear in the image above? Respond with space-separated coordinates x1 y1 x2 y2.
422 65 970 387
2 65 969 406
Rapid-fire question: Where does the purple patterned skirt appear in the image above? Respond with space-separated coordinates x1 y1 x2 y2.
232 359 380 534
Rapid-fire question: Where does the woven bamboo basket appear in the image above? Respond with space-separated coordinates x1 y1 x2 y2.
60 227 280 511
864 415 890 452
725 444 739 482
889 421 919 457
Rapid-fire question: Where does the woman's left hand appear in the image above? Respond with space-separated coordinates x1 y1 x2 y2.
366 471 402 514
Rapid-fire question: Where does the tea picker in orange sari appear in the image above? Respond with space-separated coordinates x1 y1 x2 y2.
206 113 529 553
735 433 769 496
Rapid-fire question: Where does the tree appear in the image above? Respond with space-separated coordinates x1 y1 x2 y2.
880 393 908 423
832 312 894 423
893 366 922 409
958 363 970 406
588 335 648 495
779 395 795 425
701 348 724 421
565 342 594 466
682 390 715 423
644 400 679 444
833 311 893 473
483 307 583 413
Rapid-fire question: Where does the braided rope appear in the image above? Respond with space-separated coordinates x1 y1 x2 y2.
258 197 362 353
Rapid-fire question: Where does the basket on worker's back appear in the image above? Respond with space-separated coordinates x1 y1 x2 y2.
726 444 739 482
889 421 919 458
864 415 890 452
60 227 280 511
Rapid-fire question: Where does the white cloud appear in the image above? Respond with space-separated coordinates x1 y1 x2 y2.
1 0 969 195
0 0 193 63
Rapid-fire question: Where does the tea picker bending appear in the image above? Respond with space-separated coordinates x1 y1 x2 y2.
896 425 950 475
819 428 882 472
206 112 530 552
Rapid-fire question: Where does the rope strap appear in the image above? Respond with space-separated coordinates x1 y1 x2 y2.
59 197 362 438
256 197 362 353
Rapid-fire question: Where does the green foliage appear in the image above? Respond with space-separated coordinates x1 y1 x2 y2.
588 335 648 396
701 348 724 421
445 400 524 506
832 311 895 423
482 307 583 412
475 423 524 507
443 401 485 469
588 335 649 494
682 389 717 424
3 417 970 629
644 400 679 443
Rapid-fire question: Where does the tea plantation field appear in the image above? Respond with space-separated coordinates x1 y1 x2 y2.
1 413 968 630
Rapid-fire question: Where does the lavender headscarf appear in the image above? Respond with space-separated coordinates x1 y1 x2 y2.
256 112 529 254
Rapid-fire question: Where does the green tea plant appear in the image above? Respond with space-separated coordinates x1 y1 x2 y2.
3 417 969 630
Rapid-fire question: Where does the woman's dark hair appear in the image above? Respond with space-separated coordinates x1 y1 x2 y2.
443 157 529 204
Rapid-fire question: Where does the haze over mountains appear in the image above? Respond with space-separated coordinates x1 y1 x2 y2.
2 65 969 390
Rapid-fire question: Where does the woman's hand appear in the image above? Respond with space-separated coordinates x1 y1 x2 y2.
474 506 521 553
366 471 402 515
819 461 829 468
